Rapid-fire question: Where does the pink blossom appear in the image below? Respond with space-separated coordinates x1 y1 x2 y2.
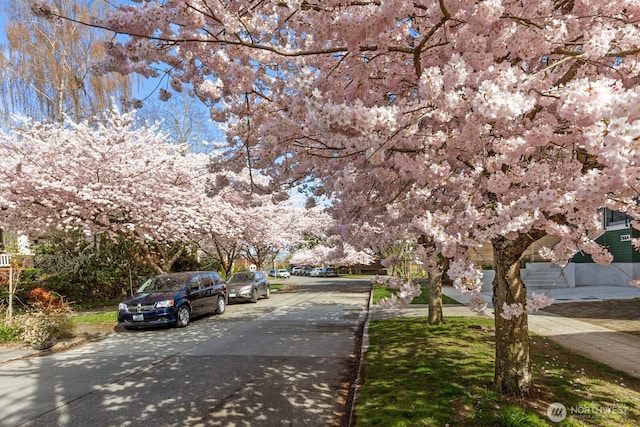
376 279 422 308
469 295 488 313
500 303 525 320
527 293 554 312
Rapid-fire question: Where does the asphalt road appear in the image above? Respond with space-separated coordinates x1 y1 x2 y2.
0 276 372 427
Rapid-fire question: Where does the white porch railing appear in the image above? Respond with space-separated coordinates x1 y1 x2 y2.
0 254 12 318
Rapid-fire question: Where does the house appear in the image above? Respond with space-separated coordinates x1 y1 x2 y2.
566 208 640 286
473 208 640 289
0 229 31 255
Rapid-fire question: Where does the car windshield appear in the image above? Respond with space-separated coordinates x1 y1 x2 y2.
136 276 187 293
228 272 254 283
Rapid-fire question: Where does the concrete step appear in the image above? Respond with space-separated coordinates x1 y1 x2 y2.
480 264 571 291
525 281 570 289
522 262 570 289
524 275 569 289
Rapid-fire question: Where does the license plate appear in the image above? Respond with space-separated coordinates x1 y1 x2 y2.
229 293 236 298
132 314 144 322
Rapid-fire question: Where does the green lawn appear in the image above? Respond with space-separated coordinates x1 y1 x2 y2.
372 283 460 305
72 310 117 324
356 317 640 426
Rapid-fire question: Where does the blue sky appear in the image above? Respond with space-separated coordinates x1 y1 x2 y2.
0 6 7 43
0 3 227 146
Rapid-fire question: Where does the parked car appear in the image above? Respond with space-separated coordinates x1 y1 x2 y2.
117 271 227 329
309 267 338 277
302 266 314 276
291 266 306 275
277 269 291 278
269 268 291 278
320 267 338 277
227 270 270 303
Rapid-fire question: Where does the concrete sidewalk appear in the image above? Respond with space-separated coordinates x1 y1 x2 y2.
371 285 640 378
0 333 99 365
0 345 37 364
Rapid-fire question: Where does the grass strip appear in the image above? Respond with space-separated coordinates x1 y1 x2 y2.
372 283 460 305
356 317 640 426
72 311 117 324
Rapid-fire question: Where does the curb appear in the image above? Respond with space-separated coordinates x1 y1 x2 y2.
347 283 373 426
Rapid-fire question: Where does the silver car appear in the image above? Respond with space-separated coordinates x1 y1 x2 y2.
227 271 270 303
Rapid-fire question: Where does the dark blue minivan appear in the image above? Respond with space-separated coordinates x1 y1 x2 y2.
118 271 227 329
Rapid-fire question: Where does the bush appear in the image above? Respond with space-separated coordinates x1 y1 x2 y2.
8 288 75 348
11 306 74 348
20 268 40 283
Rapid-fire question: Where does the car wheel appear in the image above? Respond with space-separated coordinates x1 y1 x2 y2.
216 295 226 314
251 288 258 303
176 305 190 328
264 286 270 299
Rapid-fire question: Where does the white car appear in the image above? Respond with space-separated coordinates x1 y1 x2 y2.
277 269 290 278
309 268 321 277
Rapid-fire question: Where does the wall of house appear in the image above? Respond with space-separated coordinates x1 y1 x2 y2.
572 228 640 263
564 262 640 287
480 269 495 291
480 262 640 290
472 227 640 289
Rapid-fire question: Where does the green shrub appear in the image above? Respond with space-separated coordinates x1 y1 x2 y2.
0 322 20 343
20 268 41 283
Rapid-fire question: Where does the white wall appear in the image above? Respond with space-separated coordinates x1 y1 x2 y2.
480 262 640 289
573 263 640 286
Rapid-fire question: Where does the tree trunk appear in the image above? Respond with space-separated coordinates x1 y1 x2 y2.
491 232 543 398
428 277 444 325
428 255 450 325
140 241 184 274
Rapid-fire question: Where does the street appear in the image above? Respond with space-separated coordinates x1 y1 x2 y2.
0 277 371 427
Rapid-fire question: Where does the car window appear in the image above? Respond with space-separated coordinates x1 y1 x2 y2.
200 273 214 288
190 276 203 291
228 272 254 283
136 275 187 293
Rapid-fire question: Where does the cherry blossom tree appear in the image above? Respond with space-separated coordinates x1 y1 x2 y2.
34 0 640 398
198 187 330 276
198 233 240 278
0 109 224 274
194 167 332 276
240 202 330 268
289 239 375 268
